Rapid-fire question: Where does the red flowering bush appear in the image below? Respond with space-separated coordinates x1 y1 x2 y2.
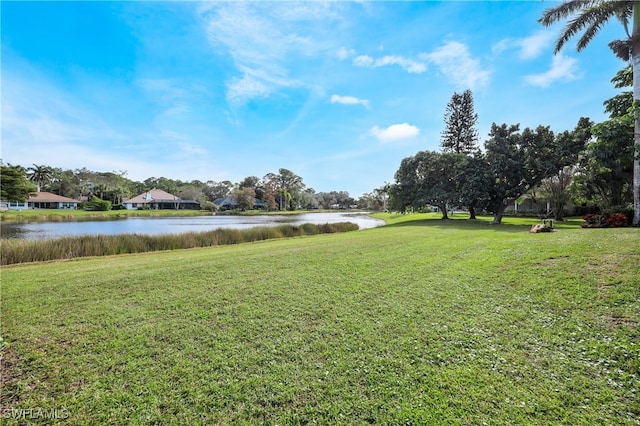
582 214 607 227
606 212 628 227
582 212 628 228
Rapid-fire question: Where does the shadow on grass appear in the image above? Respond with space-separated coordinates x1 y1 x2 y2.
381 214 583 234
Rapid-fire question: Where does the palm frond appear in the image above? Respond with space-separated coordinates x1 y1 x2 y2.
540 1 632 53
576 8 617 51
615 6 633 37
608 39 632 60
539 0 599 26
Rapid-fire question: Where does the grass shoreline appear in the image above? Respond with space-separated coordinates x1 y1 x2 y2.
0 208 211 222
0 214 593 265
0 208 350 222
2 214 638 424
0 222 359 265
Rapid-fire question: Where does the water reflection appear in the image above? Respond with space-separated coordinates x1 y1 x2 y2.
0 213 385 240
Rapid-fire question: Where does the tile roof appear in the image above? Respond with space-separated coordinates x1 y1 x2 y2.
28 192 79 203
126 189 180 204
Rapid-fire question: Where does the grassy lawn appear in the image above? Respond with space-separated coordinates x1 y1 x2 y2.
1 214 638 424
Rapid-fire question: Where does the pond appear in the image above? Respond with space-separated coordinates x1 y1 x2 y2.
0 212 385 240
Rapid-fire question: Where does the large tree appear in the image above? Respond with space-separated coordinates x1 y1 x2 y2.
48 168 82 198
203 180 233 201
572 69 633 210
391 151 466 219
539 0 640 225
483 122 587 224
577 116 634 208
457 151 491 220
540 165 577 221
440 89 479 154
238 176 265 200
1 164 35 202
264 168 305 211
26 164 53 193
229 187 256 211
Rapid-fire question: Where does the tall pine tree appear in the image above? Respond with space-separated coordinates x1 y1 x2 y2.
440 89 479 154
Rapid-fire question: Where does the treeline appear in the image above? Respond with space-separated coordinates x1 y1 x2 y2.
0 164 389 212
390 69 636 225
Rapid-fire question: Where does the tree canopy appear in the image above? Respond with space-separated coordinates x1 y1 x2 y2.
539 0 639 225
1 164 35 203
440 89 479 155
391 117 590 224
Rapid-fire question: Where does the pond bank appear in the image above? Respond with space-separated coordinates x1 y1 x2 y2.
0 222 359 265
0 209 212 222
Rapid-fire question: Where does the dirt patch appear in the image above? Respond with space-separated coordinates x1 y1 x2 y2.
607 314 638 329
542 255 569 265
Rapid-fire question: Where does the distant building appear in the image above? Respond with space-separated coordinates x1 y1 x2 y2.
1 192 79 211
124 189 200 210
213 197 265 211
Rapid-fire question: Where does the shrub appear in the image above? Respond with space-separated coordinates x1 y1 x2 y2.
604 205 633 225
84 196 112 211
202 201 217 212
582 213 607 227
582 212 628 228
606 212 628 227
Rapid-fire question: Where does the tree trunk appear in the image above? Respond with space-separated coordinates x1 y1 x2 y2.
553 202 565 221
491 203 508 224
439 203 449 220
468 205 477 220
633 1 640 226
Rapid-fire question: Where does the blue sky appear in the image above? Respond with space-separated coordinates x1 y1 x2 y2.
1 1 628 197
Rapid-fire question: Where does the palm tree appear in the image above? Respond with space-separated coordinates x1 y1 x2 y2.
26 164 53 193
539 0 640 226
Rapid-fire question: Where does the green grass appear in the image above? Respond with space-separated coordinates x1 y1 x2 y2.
1 215 638 424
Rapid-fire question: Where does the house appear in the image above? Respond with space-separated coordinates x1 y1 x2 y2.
504 195 576 217
1 192 80 211
124 189 200 210
0 200 29 211
213 197 265 211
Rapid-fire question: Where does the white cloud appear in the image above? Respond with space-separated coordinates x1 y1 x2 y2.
336 46 355 60
330 94 370 109
424 41 490 90
493 30 555 60
353 54 426 74
376 55 426 74
370 123 420 143
354 55 375 67
351 41 487 87
199 2 341 106
524 54 579 87
226 74 272 104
